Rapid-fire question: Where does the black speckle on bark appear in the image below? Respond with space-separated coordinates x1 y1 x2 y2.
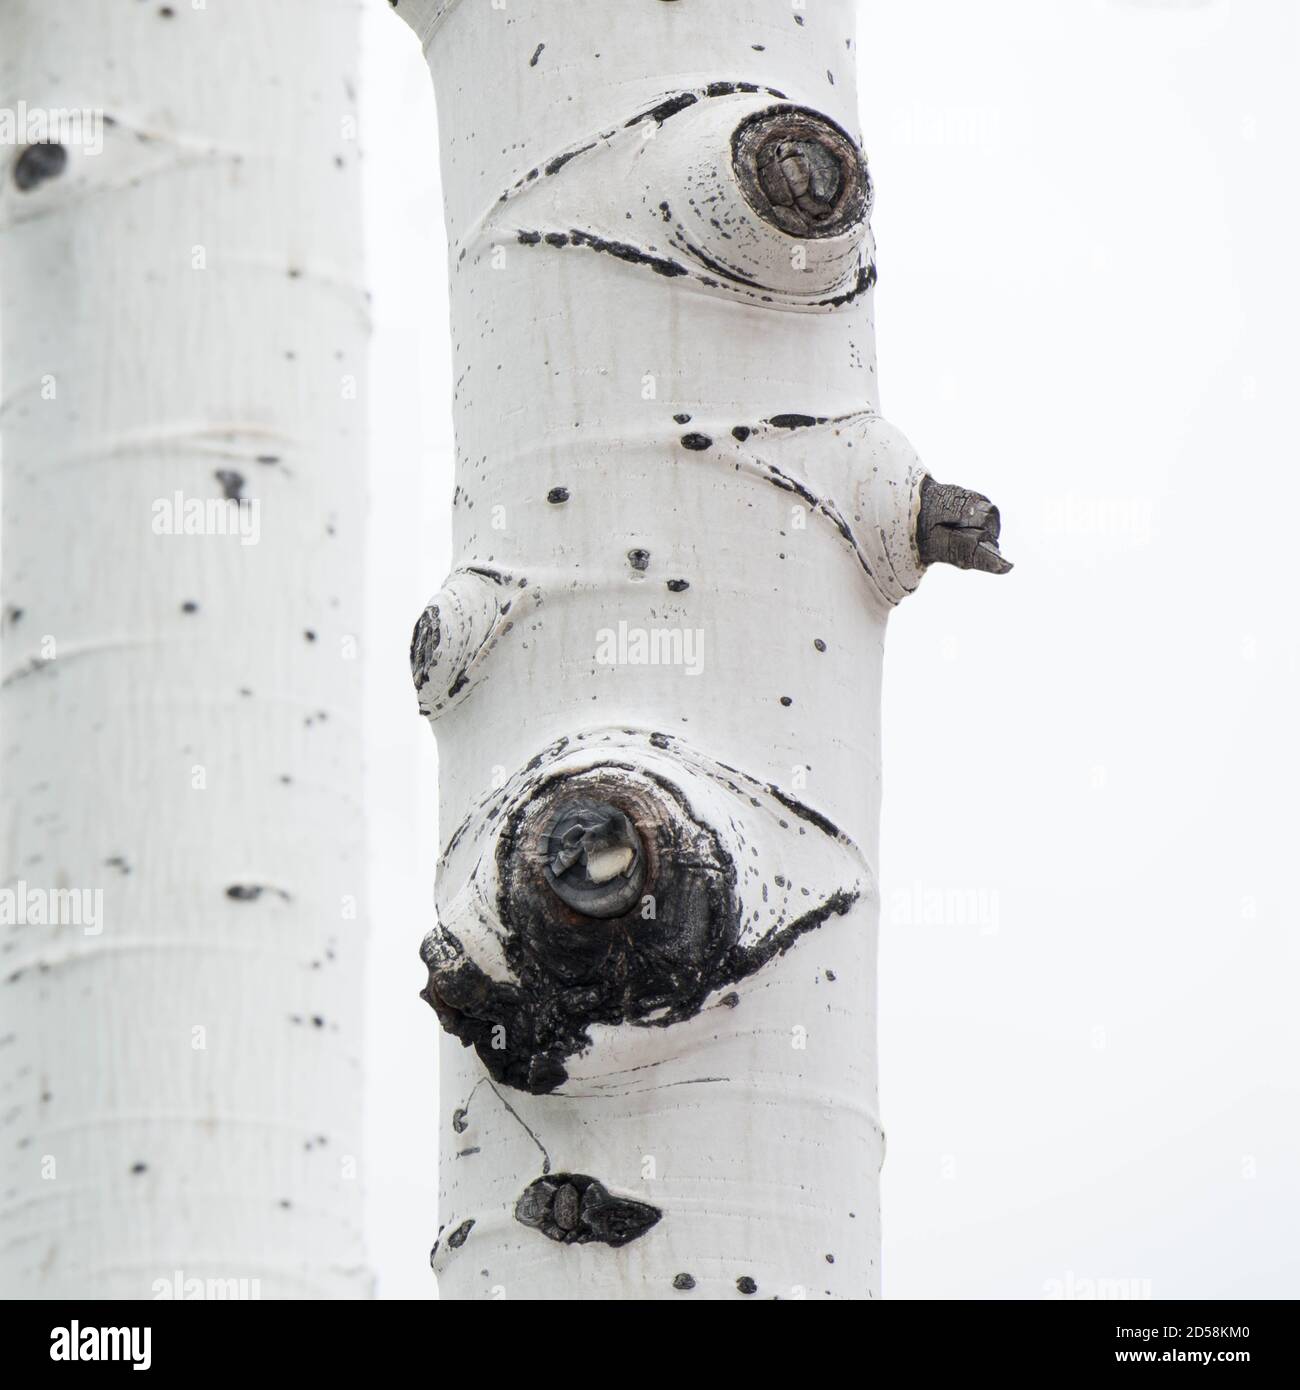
731 425 751 441
515 1173 661 1247
680 432 712 451
225 885 262 902
813 638 827 652
529 42 544 66
737 1275 758 1295
546 486 569 504
666 579 690 593
628 548 650 571
13 142 67 192
214 469 245 502
673 1272 697 1290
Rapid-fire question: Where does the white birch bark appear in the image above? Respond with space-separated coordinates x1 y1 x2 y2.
0 0 370 1298
396 0 1008 1299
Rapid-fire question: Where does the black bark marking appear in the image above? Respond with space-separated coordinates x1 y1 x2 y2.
737 1275 758 1295
447 1218 474 1249
13 142 67 192
214 469 245 502
816 259 876 308
529 42 544 66
566 229 689 279
546 486 570 503
680 433 712 451
666 578 690 592
515 1173 661 1248
514 226 689 278
624 93 699 128
628 548 650 571
226 884 292 904
545 144 595 176
673 1272 696 1290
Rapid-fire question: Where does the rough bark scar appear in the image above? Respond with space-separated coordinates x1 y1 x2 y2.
917 475 1013 574
731 106 871 238
419 733 866 1095
514 1173 661 1248
410 567 535 715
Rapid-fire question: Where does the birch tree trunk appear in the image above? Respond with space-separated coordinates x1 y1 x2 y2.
0 0 369 1298
397 0 1008 1300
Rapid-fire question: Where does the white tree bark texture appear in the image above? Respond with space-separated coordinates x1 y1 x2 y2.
395 0 1009 1299
0 0 370 1297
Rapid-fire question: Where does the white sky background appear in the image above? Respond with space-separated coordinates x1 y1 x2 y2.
359 0 1300 1298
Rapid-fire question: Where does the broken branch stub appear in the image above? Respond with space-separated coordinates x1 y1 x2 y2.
542 798 646 918
917 476 1014 574
732 105 871 239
